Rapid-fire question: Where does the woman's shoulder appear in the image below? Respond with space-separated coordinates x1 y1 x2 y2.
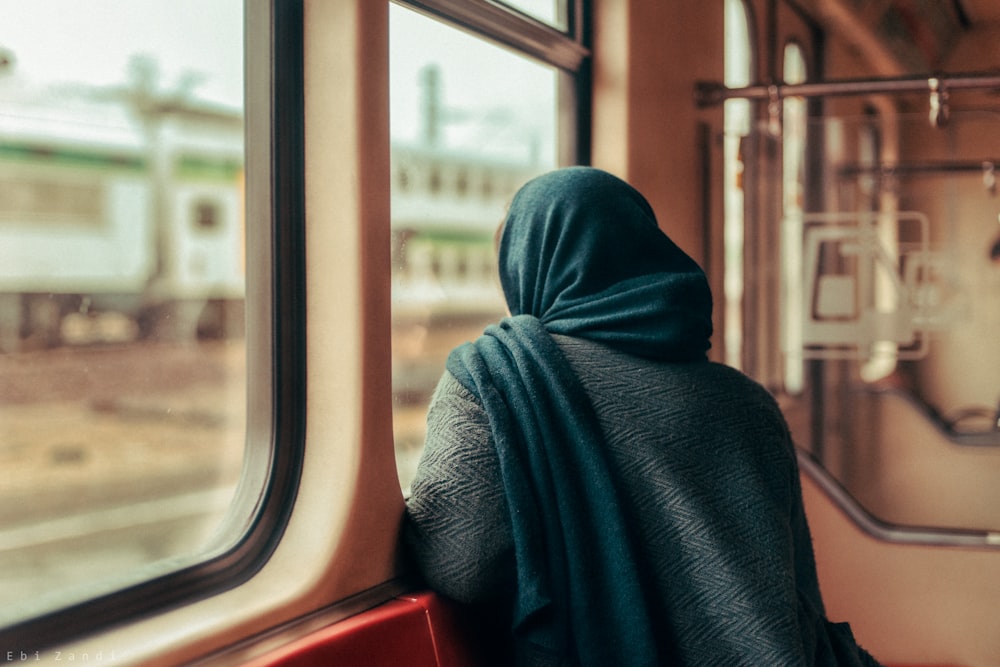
552 334 785 418
431 368 479 403
553 334 765 383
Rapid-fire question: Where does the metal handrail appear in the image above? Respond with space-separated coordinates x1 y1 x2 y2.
695 72 1000 107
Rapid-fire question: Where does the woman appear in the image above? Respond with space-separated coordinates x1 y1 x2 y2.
404 167 880 666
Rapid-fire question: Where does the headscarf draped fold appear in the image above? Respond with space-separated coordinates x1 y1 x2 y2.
446 167 713 665
498 167 712 361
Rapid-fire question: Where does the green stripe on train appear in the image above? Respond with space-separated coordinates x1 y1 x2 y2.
0 142 146 170
0 143 244 182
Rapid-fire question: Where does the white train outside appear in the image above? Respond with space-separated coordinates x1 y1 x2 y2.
0 80 244 348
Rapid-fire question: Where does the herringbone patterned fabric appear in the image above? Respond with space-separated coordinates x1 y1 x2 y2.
405 335 881 666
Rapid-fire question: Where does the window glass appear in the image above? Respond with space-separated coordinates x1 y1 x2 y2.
796 109 1000 533
723 0 752 370
0 0 245 624
498 0 568 30
781 42 807 394
390 4 559 490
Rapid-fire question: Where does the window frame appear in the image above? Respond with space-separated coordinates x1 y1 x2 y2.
394 0 592 166
0 0 307 650
397 0 587 70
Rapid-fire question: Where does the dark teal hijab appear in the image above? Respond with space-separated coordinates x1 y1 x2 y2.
446 167 713 665
499 166 712 360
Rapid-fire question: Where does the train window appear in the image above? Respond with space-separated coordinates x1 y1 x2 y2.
0 0 248 633
723 0 753 369
722 34 1000 538
193 199 223 231
389 1 576 489
796 106 1000 535
781 42 807 394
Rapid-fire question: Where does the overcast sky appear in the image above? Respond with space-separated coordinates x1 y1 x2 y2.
0 0 243 107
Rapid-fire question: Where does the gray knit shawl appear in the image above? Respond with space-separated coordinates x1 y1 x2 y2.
404 336 882 666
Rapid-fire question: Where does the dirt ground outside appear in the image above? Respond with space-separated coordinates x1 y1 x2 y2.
0 310 496 619
0 340 247 522
0 340 247 619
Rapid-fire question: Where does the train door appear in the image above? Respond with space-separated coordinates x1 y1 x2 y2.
718 1 1000 664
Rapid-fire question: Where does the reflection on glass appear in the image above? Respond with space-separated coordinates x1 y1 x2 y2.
390 5 558 490
0 0 244 624
780 109 1000 534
